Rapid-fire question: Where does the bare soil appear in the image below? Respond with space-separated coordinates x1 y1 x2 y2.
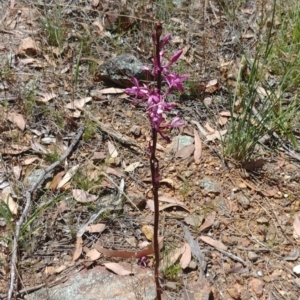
0 0 300 299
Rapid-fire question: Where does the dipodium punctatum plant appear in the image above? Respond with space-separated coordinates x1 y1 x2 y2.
126 21 188 300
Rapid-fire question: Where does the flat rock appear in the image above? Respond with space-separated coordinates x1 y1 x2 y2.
199 177 221 194
25 265 156 300
95 54 146 87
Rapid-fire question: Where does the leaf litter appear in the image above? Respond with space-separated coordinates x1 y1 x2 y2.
1 1 300 299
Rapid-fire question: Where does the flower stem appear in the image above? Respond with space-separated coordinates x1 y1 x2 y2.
150 128 161 300
151 21 164 300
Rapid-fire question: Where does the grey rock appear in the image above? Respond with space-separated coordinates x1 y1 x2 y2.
25 265 156 300
248 251 259 262
171 135 194 152
165 281 177 290
96 54 146 87
25 169 52 189
237 194 250 209
214 196 227 213
172 0 184 7
199 177 220 194
130 125 141 136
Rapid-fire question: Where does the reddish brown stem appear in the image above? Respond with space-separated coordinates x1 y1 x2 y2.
151 21 164 300
150 128 161 300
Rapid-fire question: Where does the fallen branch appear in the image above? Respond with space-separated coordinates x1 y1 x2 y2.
85 111 141 149
7 126 84 300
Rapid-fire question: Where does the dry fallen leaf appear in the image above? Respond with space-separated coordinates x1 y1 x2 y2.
107 141 118 158
141 225 154 241
12 166 22 180
200 236 227 250
54 265 67 274
293 216 300 237
86 249 101 261
44 266 55 275
147 197 190 212
204 122 215 133
57 164 79 189
73 237 83 261
160 178 175 187
219 111 232 117
199 212 216 232
17 37 40 56
180 243 192 269
22 157 38 165
206 129 227 141
0 188 19 215
8 112 26 131
72 189 98 203
49 171 65 192
106 167 124 178
161 247 183 270
104 262 132 275
99 88 124 94
194 129 202 164
218 116 228 126
184 215 204 227
0 144 30 155
86 223 106 233
37 92 57 103
126 237 137 247
175 144 195 159
124 162 141 172
92 152 106 160
66 97 92 111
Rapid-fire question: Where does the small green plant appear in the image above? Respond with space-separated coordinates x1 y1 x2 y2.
179 178 190 199
0 201 14 234
223 7 300 164
23 87 37 116
163 263 181 280
83 115 97 142
41 5 66 48
43 147 60 164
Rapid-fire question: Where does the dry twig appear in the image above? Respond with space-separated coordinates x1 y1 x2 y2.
7 126 84 300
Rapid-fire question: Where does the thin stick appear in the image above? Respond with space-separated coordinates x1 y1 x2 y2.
7 126 84 300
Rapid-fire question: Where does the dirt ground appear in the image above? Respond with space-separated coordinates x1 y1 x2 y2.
0 0 300 299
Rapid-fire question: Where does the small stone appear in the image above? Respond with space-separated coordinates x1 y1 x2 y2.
248 251 259 262
95 54 146 87
130 125 141 136
237 194 250 209
257 270 263 277
222 234 236 246
199 177 221 194
249 278 264 297
172 0 184 7
214 196 227 214
184 171 193 178
227 283 242 300
293 265 300 275
256 217 269 225
263 275 272 283
165 281 177 290
187 261 198 270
